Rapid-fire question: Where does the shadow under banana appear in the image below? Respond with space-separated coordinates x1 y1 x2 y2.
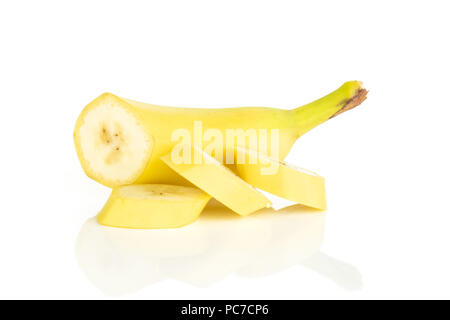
75 202 362 296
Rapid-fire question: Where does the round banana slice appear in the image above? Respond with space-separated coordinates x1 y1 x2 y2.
235 147 327 210
97 184 211 229
161 145 271 216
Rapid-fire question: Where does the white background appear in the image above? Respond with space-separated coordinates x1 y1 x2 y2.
1 0 449 299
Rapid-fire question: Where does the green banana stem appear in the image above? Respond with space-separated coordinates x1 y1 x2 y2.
293 81 368 137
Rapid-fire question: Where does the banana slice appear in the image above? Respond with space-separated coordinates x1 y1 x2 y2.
161 146 271 216
97 184 211 229
74 94 154 187
235 147 327 210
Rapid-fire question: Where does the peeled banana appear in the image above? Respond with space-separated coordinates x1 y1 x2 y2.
74 81 368 228
74 81 367 187
97 184 211 229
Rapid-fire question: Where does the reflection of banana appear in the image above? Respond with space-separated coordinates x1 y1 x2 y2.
75 219 162 296
75 204 362 296
301 253 363 291
160 207 273 287
236 206 325 277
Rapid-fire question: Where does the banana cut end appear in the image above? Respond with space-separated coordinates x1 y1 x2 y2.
73 93 154 187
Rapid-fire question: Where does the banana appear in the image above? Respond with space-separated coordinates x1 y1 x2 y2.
97 184 211 229
235 147 327 210
161 145 271 216
74 81 367 187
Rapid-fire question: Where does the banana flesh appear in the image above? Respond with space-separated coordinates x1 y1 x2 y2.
97 184 211 229
74 81 366 187
161 145 271 216
74 97 154 187
72 82 368 227
235 147 327 210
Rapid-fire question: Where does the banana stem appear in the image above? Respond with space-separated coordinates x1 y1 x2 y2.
293 81 368 137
